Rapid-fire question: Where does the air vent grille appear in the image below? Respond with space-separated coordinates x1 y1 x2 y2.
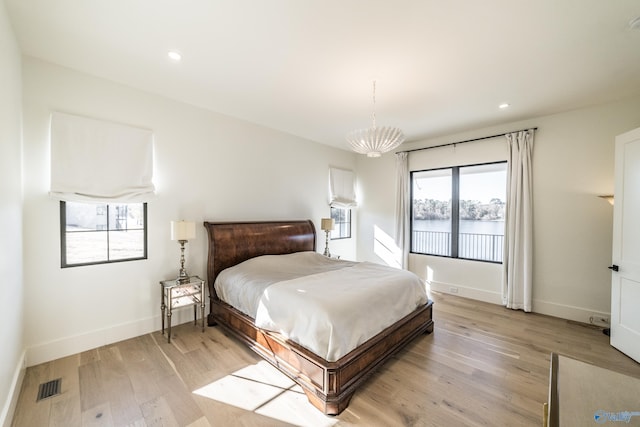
37 378 61 401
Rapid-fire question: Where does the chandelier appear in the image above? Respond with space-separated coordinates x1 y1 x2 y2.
346 80 405 158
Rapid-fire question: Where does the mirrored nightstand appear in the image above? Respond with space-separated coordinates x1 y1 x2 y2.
160 275 205 343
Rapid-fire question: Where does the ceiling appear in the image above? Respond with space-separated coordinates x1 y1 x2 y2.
5 0 640 151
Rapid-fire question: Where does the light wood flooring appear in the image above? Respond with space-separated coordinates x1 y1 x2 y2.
11 292 640 427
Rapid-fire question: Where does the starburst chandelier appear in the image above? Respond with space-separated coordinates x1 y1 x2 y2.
346 80 405 158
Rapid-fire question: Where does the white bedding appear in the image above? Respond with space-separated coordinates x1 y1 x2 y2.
214 251 428 361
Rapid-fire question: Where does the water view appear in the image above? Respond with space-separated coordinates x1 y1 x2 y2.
413 219 504 234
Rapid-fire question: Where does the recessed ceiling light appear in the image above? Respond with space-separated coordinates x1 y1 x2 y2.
499 103 510 109
167 51 182 62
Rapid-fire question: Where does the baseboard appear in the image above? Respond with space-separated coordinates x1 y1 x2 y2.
532 298 610 327
26 304 209 367
1 350 26 427
428 280 503 305
429 280 610 326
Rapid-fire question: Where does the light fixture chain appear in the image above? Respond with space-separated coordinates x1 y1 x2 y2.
371 80 377 129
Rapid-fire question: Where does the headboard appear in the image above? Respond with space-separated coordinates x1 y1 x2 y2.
203 220 316 299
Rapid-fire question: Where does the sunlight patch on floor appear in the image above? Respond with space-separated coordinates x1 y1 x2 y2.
193 361 338 426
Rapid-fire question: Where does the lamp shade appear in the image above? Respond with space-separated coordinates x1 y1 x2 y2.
346 126 405 158
170 221 196 241
321 218 335 231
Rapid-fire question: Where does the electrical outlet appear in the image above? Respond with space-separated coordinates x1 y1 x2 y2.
449 287 459 294
589 315 610 327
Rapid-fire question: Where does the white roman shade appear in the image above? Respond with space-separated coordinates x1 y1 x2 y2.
329 167 357 208
50 112 155 202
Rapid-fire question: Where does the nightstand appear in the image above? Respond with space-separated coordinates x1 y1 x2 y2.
160 275 205 343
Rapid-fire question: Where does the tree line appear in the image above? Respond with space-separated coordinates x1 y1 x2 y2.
413 198 505 221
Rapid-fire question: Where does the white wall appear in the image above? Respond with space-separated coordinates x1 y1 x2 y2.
21 57 357 366
358 95 640 324
0 2 25 425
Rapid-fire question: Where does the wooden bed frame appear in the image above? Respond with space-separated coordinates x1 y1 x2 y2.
203 220 434 415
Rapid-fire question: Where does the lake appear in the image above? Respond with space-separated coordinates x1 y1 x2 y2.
413 219 504 235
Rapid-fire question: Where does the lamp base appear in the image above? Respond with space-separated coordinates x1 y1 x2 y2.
323 230 331 258
177 240 190 283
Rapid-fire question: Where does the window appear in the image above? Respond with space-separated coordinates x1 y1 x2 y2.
411 162 507 263
330 207 351 239
61 201 147 267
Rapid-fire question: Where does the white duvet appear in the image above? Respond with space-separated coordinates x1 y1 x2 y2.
214 251 428 362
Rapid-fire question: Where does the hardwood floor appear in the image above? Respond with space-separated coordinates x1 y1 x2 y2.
12 292 640 427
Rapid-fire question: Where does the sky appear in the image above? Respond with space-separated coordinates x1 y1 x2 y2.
413 166 507 204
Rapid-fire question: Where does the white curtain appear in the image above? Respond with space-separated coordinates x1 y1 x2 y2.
50 112 155 202
502 129 534 311
329 167 357 208
394 152 410 269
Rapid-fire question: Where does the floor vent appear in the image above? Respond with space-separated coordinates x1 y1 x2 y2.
37 378 61 401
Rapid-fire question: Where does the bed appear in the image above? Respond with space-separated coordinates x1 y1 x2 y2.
204 220 434 415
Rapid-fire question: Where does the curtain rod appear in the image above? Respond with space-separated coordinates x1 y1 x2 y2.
396 127 537 154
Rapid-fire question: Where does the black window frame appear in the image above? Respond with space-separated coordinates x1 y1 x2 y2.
60 201 148 268
330 207 352 240
410 160 507 264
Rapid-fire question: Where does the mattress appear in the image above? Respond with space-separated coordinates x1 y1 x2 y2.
214 251 428 361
